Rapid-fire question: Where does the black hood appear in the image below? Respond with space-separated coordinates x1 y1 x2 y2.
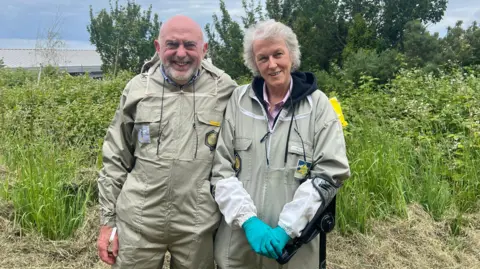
252 71 318 108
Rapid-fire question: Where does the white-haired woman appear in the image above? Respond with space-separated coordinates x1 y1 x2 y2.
211 19 350 269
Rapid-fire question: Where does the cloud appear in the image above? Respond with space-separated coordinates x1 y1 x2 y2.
0 0 246 43
474 9 480 20
428 0 480 36
0 38 95 50
3 0 475 49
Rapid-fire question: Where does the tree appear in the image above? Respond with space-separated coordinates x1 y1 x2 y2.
465 21 480 66
87 0 161 75
205 0 249 79
340 0 447 49
339 0 381 22
403 20 442 69
34 10 66 67
0 59 4 68
205 0 451 79
343 13 377 59
441 21 480 67
343 48 400 85
379 0 447 48
241 0 264 29
292 0 348 71
265 0 296 25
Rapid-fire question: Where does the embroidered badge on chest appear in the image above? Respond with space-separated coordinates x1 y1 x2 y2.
294 159 312 180
205 130 218 151
138 124 151 144
234 151 241 176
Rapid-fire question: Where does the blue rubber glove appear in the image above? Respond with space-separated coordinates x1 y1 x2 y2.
261 230 281 259
270 226 291 257
242 216 272 255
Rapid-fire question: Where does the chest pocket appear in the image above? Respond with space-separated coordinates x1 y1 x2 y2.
133 103 173 158
285 140 314 185
195 111 224 160
233 138 252 181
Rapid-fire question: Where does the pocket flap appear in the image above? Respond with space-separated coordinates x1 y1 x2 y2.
234 138 252 151
288 141 313 158
196 111 223 127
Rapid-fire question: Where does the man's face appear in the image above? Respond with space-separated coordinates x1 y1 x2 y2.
155 24 207 85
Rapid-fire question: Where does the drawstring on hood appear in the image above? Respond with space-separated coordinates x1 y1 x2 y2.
284 96 295 163
142 52 226 160
192 80 198 159
156 78 166 156
253 71 318 168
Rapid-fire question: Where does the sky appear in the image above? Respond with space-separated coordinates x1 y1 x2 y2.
0 0 479 50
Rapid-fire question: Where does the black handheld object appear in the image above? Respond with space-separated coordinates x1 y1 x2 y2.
276 196 336 268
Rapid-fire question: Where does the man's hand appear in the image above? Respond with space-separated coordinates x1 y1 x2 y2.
97 225 118 265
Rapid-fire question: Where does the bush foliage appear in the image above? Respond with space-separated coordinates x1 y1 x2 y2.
0 67 479 238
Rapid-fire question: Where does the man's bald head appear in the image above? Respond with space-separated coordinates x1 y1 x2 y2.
154 15 207 85
159 15 204 43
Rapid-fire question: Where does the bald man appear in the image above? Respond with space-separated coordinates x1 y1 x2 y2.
97 15 237 269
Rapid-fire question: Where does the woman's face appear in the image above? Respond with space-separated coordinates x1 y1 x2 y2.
253 38 292 92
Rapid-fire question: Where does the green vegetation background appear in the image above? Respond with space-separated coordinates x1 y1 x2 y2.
0 65 478 240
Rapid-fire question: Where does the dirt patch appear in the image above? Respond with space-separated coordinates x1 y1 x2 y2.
0 203 101 269
0 203 478 269
0 203 170 269
328 204 480 269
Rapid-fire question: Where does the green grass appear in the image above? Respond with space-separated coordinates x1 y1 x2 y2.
0 67 479 239
335 68 480 233
0 137 91 240
337 122 411 233
337 124 479 233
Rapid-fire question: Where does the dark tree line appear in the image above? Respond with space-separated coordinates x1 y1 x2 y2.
206 0 479 84
87 0 480 84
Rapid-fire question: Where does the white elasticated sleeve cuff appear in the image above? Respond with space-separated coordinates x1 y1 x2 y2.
214 176 257 229
278 179 322 238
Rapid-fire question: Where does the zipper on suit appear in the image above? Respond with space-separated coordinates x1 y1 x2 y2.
252 95 288 168
252 95 273 167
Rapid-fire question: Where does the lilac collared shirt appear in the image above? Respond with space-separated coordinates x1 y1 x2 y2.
263 77 293 130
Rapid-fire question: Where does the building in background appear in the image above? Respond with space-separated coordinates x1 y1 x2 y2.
0 49 102 78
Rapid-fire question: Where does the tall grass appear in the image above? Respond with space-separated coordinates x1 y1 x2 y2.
0 70 120 239
413 139 453 220
0 67 479 238
452 138 480 213
337 124 479 233
336 69 480 233
337 123 411 233
0 128 92 240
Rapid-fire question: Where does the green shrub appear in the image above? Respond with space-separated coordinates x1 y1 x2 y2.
336 68 480 232
0 66 479 238
0 70 129 239
342 49 401 85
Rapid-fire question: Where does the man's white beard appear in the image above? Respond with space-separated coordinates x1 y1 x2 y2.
165 65 196 83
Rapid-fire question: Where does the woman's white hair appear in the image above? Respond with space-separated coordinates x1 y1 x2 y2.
243 19 301 75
